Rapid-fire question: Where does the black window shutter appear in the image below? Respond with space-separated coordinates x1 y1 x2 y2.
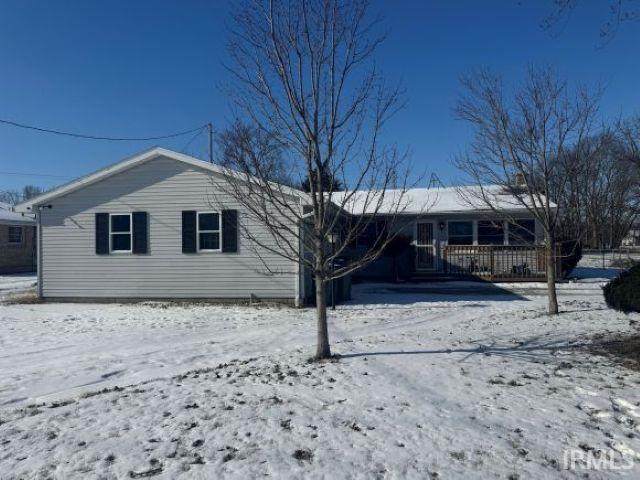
132 212 148 254
95 213 109 254
182 211 197 253
222 209 238 253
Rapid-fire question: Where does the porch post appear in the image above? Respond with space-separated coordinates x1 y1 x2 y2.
503 220 509 245
472 220 478 245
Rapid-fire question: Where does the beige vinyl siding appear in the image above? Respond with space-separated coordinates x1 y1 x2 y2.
40 155 299 300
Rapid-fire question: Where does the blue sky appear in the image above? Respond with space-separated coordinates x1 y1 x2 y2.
0 0 638 193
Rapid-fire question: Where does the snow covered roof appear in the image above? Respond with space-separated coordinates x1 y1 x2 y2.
0 202 35 225
331 185 555 216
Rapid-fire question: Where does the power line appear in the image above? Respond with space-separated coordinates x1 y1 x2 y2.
180 126 206 154
0 171 71 179
0 118 207 141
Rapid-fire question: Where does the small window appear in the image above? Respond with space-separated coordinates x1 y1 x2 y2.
448 221 473 245
8 226 23 244
478 220 504 245
509 219 536 244
198 212 221 252
110 214 132 252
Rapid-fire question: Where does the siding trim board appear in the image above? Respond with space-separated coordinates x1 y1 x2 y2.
41 296 298 305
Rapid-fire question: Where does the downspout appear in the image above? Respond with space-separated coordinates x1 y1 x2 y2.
295 197 304 308
294 226 301 308
36 207 43 298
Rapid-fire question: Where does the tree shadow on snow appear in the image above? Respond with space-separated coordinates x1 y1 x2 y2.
340 334 590 365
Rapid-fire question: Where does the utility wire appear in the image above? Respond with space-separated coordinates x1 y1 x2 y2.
0 171 71 179
0 118 207 141
180 126 207 154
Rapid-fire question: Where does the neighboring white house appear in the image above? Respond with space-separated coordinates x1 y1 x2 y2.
17 147 551 303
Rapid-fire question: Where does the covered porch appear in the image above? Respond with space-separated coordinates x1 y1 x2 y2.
352 215 559 282
412 217 557 281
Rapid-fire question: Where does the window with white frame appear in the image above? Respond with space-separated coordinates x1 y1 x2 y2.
198 212 221 251
8 226 23 244
110 214 132 252
448 221 473 245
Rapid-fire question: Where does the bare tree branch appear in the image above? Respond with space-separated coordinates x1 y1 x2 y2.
454 66 602 315
217 0 419 359
540 0 639 46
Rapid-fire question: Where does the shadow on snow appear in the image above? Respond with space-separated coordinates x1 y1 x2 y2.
339 334 590 364
348 281 529 305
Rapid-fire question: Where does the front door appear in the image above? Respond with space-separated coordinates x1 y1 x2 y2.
416 221 437 270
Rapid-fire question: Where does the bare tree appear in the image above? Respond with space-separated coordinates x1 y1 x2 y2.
0 185 44 206
541 0 639 45
620 115 640 174
0 189 21 206
218 120 294 187
552 132 639 247
619 115 640 235
299 168 344 193
217 0 415 359
455 66 601 315
22 185 44 201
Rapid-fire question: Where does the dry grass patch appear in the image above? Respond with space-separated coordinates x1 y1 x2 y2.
2 291 40 305
588 334 640 371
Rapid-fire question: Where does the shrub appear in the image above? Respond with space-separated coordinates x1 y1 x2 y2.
603 264 640 313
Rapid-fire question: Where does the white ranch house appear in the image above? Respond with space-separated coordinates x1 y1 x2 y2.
17 148 554 304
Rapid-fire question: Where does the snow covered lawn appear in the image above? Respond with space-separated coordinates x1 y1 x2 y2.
577 252 640 272
0 274 36 300
1 281 639 478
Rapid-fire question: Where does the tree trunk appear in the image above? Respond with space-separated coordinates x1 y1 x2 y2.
546 238 559 315
314 274 331 359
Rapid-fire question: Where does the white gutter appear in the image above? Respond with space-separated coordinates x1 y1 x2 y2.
295 197 304 307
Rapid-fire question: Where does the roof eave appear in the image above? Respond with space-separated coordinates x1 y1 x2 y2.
14 147 308 212
0 218 36 226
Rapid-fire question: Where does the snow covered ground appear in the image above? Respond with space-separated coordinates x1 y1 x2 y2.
578 252 640 269
0 274 36 300
1 273 639 478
